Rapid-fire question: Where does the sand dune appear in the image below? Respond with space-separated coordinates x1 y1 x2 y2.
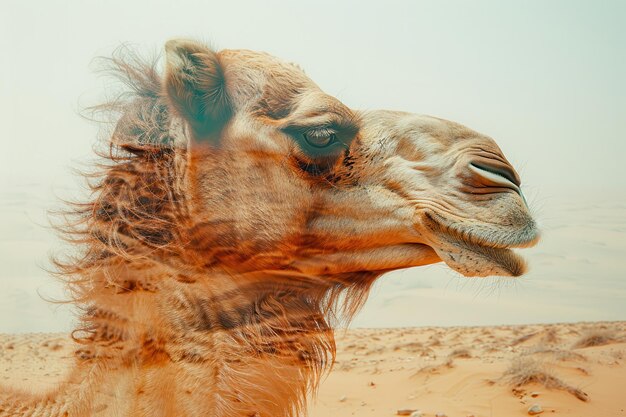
1 322 624 416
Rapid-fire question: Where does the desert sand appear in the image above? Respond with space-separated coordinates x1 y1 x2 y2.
1 322 624 416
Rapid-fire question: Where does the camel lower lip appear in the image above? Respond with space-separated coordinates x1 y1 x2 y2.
433 238 528 277
465 243 527 277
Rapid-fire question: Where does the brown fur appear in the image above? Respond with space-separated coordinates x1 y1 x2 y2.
0 47 378 417
0 39 538 417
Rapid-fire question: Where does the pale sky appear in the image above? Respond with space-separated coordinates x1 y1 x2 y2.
1 0 625 332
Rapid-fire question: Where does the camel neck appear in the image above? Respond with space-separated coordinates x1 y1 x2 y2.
63 265 334 417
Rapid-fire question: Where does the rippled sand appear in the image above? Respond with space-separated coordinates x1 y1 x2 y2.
1 322 625 416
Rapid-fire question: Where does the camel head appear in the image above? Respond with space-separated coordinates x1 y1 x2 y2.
25 39 542 417
159 39 539 283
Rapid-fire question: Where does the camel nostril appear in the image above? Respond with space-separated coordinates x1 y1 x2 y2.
468 162 528 207
469 161 521 187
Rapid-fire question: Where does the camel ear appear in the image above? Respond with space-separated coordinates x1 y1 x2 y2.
163 39 230 140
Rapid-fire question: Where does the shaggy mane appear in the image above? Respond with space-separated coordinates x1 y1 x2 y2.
50 46 381 417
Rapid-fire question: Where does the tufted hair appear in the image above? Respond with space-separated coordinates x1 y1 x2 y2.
49 46 381 417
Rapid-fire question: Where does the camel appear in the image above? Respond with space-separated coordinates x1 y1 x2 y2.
0 39 539 417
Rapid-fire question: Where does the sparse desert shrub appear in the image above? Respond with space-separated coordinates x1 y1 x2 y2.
448 348 472 359
573 330 619 348
540 328 560 345
501 357 589 402
511 332 538 346
366 346 386 355
418 347 436 358
553 350 587 362
394 341 423 352
428 338 441 347
520 346 587 362
414 358 454 376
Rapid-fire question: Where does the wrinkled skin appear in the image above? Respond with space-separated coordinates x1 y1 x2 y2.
167 41 539 281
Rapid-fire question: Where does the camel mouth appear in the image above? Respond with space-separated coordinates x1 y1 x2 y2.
433 237 528 277
419 211 539 277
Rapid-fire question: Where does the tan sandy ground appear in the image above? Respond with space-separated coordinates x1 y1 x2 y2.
1 322 625 416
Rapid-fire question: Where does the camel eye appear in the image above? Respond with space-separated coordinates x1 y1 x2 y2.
302 130 337 148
